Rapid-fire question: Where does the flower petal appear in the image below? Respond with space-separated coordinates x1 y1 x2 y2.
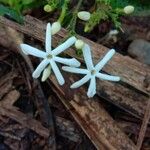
50 60 65 85
32 59 49 78
62 66 89 74
54 56 80 67
71 74 90 88
96 73 120 81
87 76 96 98
20 44 46 58
95 49 115 71
82 44 94 70
52 36 76 55
45 23 52 53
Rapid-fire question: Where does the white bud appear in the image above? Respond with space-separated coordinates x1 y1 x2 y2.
41 65 51 82
77 11 91 21
51 22 61 35
75 40 85 49
109 30 119 36
124 5 134 14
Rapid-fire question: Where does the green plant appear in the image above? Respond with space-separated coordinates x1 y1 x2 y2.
0 0 46 23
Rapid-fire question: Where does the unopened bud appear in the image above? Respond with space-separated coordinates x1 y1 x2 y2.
109 30 119 36
77 11 91 21
124 5 134 14
51 22 61 35
41 65 51 82
75 40 84 49
44 4 53 12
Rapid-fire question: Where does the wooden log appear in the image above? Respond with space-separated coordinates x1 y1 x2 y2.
0 16 149 118
50 72 136 150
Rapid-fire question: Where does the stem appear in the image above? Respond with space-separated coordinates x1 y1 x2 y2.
67 0 83 34
58 0 69 23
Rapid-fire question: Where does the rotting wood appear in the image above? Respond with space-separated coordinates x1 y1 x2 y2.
34 82 56 150
0 89 49 138
0 104 50 138
55 116 81 142
50 72 136 150
0 16 149 118
0 72 17 99
1 90 20 106
136 97 150 150
121 16 150 41
0 130 21 141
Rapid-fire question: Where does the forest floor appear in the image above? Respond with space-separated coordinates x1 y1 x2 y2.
0 5 150 150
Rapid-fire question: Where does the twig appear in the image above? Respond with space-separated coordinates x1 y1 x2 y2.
67 0 83 34
136 97 150 150
0 130 21 141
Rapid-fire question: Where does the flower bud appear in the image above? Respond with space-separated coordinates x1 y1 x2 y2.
75 40 84 49
51 22 61 35
44 4 53 12
124 5 134 14
41 65 51 82
77 11 91 21
109 29 119 36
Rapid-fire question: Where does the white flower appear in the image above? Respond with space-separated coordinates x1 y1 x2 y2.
77 11 91 21
124 5 134 14
62 44 120 97
20 23 80 85
51 21 61 35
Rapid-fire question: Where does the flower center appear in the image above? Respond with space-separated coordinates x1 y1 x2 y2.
91 69 96 75
46 54 53 59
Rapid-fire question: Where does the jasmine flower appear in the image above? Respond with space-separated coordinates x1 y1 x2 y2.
20 23 80 85
62 44 120 97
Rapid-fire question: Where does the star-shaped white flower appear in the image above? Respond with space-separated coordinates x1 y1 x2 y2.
62 44 120 97
20 23 80 85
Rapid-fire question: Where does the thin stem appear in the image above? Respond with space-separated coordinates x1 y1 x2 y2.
58 0 69 23
67 0 83 34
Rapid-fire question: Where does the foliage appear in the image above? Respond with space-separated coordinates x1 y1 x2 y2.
0 4 23 23
0 0 149 30
83 0 150 32
0 0 46 23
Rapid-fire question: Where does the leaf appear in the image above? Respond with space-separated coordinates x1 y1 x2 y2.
22 0 34 5
0 5 23 24
22 0 46 11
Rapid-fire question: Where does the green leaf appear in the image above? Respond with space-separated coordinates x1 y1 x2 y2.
22 0 34 5
0 5 24 24
22 0 46 10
